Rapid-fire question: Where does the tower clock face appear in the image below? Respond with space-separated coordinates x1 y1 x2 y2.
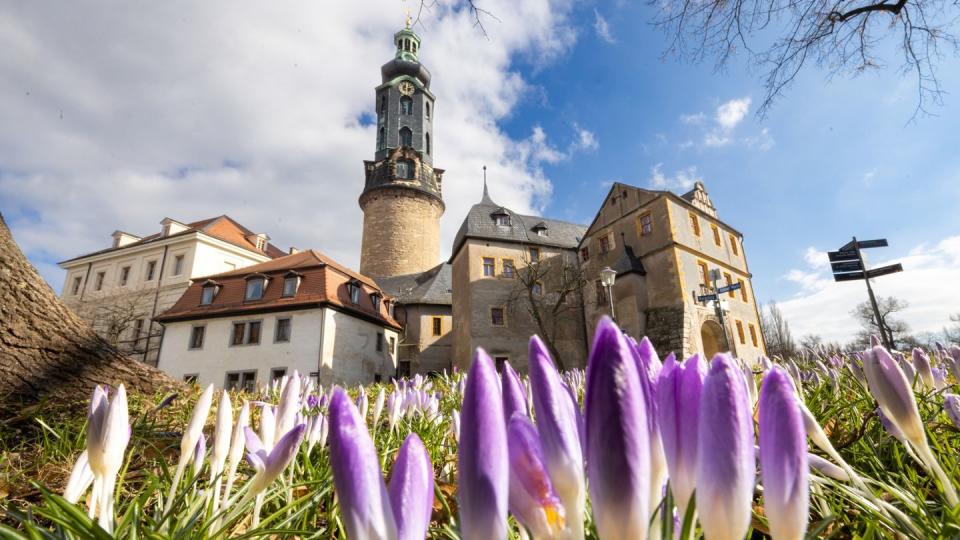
398 81 415 96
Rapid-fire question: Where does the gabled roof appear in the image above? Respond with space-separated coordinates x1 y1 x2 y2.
156 249 401 329
450 187 587 259
59 215 286 264
375 263 452 306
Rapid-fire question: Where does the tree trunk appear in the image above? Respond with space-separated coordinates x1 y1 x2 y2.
0 213 177 415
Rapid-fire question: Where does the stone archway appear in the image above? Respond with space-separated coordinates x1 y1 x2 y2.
700 319 726 359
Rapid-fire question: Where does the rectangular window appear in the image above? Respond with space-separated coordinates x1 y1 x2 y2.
595 280 606 304
482 257 495 277
724 272 734 297
201 286 216 305
711 225 721 246
72 276 82 295
371 294 381 312
698 261 710 287
245 278 265 301
494 356 508 373
119 266 130 286
275 318 291 342
271 367 287 382
639 213 653 236
132 319 144 344
348 283 361 304
599 235 610 254
226 370 258 392
529 247 540 261
736 320 745 345
495 214 510 226
689 212 700 237
432 316 442 336
377 332 384 352
490 307 505 326
389 337 396 354
94 271 105 291
225 372 240 390
532 282 543 296
189 325 205 349
502 258 515 278
146 261 157 281
172 254 184 276
749 323 758 347
231 322 246 346
247 321 261 344
184 374 199 384
729 234 739 256
580 247 590 262
282 276 299 297
738 279 747 302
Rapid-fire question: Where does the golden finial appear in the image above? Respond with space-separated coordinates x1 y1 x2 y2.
405 8 412 29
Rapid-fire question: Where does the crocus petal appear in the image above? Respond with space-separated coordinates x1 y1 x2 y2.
807 454 849 481
501 361 528 422
182 384 214 458
943 394 960 429
329 388 397 539
759 368 809 540
212 390 232 477
85 386 109 476
697 354 755 540
656 352 705 516
388 434 434 540
262 424 306 484
507 413 566 539
276 373 301 438
627 337 667 519
100 384 130 476
585 317 650 540
459 348 509 540
862 346 925 447
192 433 207 477
528 335 585 539
912 348 935 389
64 450 94 504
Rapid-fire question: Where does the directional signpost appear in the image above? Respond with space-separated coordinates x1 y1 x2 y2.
828 237 903 350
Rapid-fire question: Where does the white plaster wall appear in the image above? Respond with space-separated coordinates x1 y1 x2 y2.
319 309 399 386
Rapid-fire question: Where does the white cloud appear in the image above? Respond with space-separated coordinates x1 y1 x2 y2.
0 0 578 289
680 112 706 125
777 236 960 344
571 123 599 152
593 9 616 44
680 96 771 150
715 97 752 130
648 163 701 191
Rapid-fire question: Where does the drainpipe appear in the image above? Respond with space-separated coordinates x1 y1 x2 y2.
143 245 169 365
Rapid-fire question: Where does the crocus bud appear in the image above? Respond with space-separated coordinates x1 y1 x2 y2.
862 346 925 448
222 399 250 506
459 349 508 540
276 373 301 437
373 387 386 427
697 354 755 540
529 335 585 539
912 348 935 389
501 361 528 422
943 394 960 429
389 434 434 540
63 450 94 504
585 318 650 540
807 453 849 481
245 424 306 496
657 353 705 516
183 384 215 458
329 388 396 538
506 413 566 538
212 391 233 481
192 433 207 477
260 404 276 451
759 368 808 540
451 409 461 444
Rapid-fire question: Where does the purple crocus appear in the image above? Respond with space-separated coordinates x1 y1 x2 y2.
943 393 960 429
628 337 667 520
328 388 396 538
912 348 935 389
585 317 650 540
388 433 434 540
656 352 706 517
501 361 528 422
243 423 306 496
862 346 925 448
528 335 585 538
506 413 566 538
759 367 809 540
697 354 755 540
458 348 508 540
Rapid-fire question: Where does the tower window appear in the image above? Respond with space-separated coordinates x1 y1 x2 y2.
399 127 413 146
425 133 431 155
426 102 431 118
400 96 413 115
379 95 386 115
396 159 415 179
377 127 385 150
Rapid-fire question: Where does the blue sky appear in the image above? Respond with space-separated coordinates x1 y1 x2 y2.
1 0 958 343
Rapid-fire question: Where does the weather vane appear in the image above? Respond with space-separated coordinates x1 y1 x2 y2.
403 0 412 28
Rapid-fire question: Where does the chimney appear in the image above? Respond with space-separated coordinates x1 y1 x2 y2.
288 247 299 255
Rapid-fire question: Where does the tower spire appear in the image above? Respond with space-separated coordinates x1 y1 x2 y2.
480 165 495 205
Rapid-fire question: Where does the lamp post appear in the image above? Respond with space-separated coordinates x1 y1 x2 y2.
600 266 617 323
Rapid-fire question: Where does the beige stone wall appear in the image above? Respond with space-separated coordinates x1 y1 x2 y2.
359 188 443 277
451 240 587 372
395 304 452 374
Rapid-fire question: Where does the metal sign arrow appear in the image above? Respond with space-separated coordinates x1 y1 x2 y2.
857 238 889 249
867 263 903 278
828 250 859 263
717 282 742 294
831 260 863 273
833 271 866 282
697 293 718 302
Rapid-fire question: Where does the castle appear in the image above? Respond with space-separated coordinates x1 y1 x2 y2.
59 25 766 387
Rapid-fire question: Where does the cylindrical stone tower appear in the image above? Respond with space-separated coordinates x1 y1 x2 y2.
359 25 444 278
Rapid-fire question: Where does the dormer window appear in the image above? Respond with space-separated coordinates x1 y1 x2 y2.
245 275 267 301
200 281 221 305
532 222 548 237
282 273 301 297
347 281 362 304
495 214 510 227
370 293 381 312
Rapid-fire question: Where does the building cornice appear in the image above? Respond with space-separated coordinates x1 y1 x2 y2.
59 231 271 269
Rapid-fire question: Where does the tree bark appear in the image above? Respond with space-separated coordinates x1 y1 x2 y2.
0 213 177 416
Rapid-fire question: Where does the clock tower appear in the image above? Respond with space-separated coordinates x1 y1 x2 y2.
358 25 445 278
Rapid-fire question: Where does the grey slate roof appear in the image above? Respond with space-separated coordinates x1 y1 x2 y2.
451 184 587 258
374 263 452 306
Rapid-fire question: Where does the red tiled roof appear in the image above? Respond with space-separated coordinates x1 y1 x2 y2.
59 215 285 264
156 249 401 329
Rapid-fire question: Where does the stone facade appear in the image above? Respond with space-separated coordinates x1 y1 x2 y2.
359 187 443 278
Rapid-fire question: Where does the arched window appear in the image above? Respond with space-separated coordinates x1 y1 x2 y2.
425 133 431 155
377 128 385 150
399 127 413 147
379 96 386 115
400 96 413 115
425 102 431 118
396 159 415 180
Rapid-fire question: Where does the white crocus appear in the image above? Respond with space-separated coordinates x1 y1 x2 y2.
165 384 214 515
209 390 232 515
222 400 250 509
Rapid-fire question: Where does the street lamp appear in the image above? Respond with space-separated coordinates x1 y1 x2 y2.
600 266 617 323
